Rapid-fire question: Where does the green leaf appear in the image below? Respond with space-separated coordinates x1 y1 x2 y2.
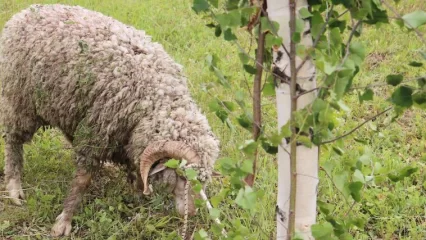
262 82 275 96
330 27 342 46
265 34 283 49
241 159 253 174
311 222 333 239
299 8 312 19
164 159 180 168
225 0 239 10
310 11 324 40
243 64 257 74
185 168 198 180
192 181 202 192
359 88 374 103
332 146 345 155
280 123 292 139
223 101 236 111
386 74 403 86
417 77 426 88
292 32 301 43
215 10 241 28
215 109 228 123
237 113 252 131
388 173 401 182
317 200 334 215
260 17 280 33
235 90 247 107
209 208 220 219
207 0 218 8
312 99 327 113
402 10 426 29
349 42 366 61
413 91 426 108
195 229 209 240
334 171 350 198
353 170 365 183
261 139 278 154
238 52 250 64
399 165 418 178
224 28 237 41
205 23 215 28
297 135 313 148
235 186 257 211
239 140 258 155
295 18 305 33
208 99 220 112
388 165 418 182
192 0 210 13
408 61 423 67
213 68 231 88
214 25 222 37
391 85 413 108
349 182 363 202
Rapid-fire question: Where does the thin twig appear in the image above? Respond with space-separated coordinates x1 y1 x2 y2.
260 7 291 57
338 20 362 71
337 9 349 19
319 167 350 206
288 0 298 238
350 75 426 90
320 107 392 144
242 37 255 98
245 16 266 186
199 189 228 237
296 87 323 99
296 4 335 74
381 0 426 45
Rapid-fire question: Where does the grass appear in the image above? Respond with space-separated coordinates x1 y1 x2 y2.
0 0 425 239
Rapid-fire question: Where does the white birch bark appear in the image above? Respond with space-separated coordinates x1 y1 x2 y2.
266 0 319 239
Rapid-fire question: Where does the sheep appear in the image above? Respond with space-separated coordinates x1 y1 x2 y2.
0 4 220 237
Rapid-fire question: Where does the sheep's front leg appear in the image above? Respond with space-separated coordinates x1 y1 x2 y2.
51 163 92 237
4 138 25 205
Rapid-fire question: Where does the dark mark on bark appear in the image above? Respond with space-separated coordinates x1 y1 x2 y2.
276 205 286 222
273 66 307 93
276 51 284 63
303 29 311 36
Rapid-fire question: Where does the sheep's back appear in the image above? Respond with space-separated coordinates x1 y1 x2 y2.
0 4 188 160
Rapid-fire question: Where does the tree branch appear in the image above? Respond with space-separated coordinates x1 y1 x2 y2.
288 0 298 238
349 75 426 90
245 19 266 186
296 4 334 74
337 20 362 71
260 7 291 58
380 0 426 45
320 107 392 144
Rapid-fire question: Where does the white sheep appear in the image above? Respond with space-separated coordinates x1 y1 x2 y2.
0 4 219 236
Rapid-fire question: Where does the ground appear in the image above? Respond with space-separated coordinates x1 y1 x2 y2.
0 0 425 239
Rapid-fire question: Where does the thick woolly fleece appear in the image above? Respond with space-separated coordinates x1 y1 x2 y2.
0 4 219 172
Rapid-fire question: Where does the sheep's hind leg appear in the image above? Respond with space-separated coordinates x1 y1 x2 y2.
51 160 93 237
4 135 26 205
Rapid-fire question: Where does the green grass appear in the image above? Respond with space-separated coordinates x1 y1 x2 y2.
0 0 425 239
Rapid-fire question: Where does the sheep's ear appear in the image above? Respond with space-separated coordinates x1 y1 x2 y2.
149 163 167 176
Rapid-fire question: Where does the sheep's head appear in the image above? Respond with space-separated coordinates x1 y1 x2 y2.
139 141 202 216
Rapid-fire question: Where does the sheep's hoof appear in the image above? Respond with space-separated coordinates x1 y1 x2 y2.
6 179 25 205
51 212 72 237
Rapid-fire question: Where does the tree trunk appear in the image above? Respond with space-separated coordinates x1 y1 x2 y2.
266 0 319 239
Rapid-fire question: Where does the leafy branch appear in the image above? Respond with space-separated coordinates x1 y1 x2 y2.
320 107 393 144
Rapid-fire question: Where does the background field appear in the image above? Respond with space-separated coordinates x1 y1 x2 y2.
0 0 425 239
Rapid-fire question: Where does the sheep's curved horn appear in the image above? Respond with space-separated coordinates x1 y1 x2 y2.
140 141 200 195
